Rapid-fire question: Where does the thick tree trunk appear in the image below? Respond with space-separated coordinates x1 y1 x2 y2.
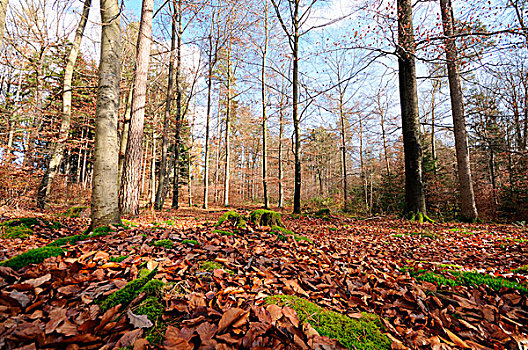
397 0 427 217
37 0 91 209
339 94 348 211
90 0 122 228
154 11 176 210
119 0 154 215
440 0 478 221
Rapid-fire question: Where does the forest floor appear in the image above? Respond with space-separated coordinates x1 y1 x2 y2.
0 207 527 349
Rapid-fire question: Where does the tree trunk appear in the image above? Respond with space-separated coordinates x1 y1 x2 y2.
172 0 183 209
223 40 232 207
339 93 348 211
261 0 269 209
278 97 284 208
118 86 133 184
397 0 427 217
292 4 301 214
0 0 8 49
37 0 91 209
154 9 176 210
91 0 122 228
150 129 156 206
119 0 154 215
440 0 478 221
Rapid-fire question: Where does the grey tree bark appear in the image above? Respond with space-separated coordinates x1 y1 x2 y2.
154 8 176 210
172 0 183 209
90 0 122 228
397 0 427 218
440 0 478 221
37 0 91 209
261 0 269 209
119 0 154 215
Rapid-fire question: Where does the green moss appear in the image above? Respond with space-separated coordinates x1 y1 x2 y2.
62 206 87 218
109 255 129 263
122 219 139 227
0 246 64 270
406 267 528 294
512 265 528 273
215 211 247 229
47 234 89 247
392 234 404 238
213 229 235 236
136 296 164 324
1 217 61 230
99 268 157 312
152 239 173 249
249 210 284 227
270 226 313 243
200 260 234 275
83 225 114 236
182 239 200 246
1 225 33 239
140 279 165 296
266 295 391 350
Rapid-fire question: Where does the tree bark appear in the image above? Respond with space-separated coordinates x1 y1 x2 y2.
119 0 154 215
118 86 133 184
260 0 269 209
223 39 232 207
397 0 427 217
154 8 176 210
91 0 122 228
440 0 478 221
292 3 301 214
172 0 183 209
0 0 8 49
37 0 91 209
278 95 284 208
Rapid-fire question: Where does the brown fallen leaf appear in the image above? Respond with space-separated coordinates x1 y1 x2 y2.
444 328 470 349
115 329 143 348
164 326 193 350
217 308 247 333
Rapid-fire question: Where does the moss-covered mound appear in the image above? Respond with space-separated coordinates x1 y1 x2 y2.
249 209 284 227
215 211 247 229
0 246 64 270
99 268 157 312
266 295 391 350
47 234 89 247
200 260 234 275
314 208 331 218
62 205 88 218
182 239 200 246
0 217 61 234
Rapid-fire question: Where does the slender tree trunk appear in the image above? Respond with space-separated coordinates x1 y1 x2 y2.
397 0 427 217
359 114 368 209
261 0 269 209
440 0 478 221
292 5 301 214
118 86 133 183
154 10 176 210
37 0 91 209
278 98 284 208
150 129 156 206
0 0 8 49
91 0 122 228
119 0 154 215
223 41 232 207
172 0 183 209
339 94 348 211
202 10 217 210
141 139 149 195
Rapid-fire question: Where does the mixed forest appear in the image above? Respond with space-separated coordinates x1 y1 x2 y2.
0 0 527 349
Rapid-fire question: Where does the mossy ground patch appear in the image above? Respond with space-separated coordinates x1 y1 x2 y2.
266 295 391 350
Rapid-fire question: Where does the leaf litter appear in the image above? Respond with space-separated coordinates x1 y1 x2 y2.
0 209 526 349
